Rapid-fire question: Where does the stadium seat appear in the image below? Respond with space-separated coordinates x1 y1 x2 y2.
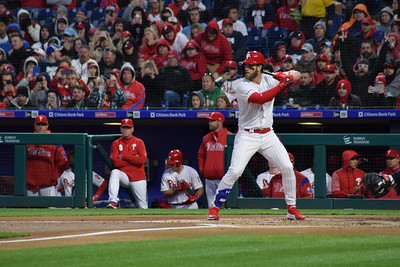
91 7 105 27
83 0 101 11
247 27 261 37
117 8 125 18
263 27 288 53
68 8 78 21
246 34 268 57
37 8 55 26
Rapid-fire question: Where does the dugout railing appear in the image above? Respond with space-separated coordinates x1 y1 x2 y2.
225 134 400 210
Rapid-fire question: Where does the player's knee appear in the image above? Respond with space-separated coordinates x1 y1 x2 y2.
280 163 294 175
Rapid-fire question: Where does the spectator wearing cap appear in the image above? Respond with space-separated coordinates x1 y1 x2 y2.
216 6 248 37
246 0 274 29
364 72 390 108
265 41 288 72
274 0 300 32
194 20 233 80
198 111 232 207
139 27 159 59
221 18 246 65
353 16 376 50
7 34 32 75
17 8 40 45
375 6 395 34
54 17 69 41
124 6 150 48
0 70 16 107
118 62 146 110
305 19 330 55
122 39 139 67
71 45 96 80
312 53 330 85
114 30 133 53
98 5 120 34
70 7 94 32
151 39 172 69
98 47 123 76
38 43 63 79
161 22 188 54
74 22 89 42
382 60 397 86
294 43 316 73
310 64 340 106
298 0 335 40
1 23 31 53
287 31 306 64
160 7 174 23
66 84 97 110
61 28 77 59
158 49 194 108
26 115 69 197
280 55 295 72
180 40 207 90
283 70 315 108
8 86 37 109
89 72 126 110
328 79 361 109
215 60 241 109
334 4 369 43
35 25 52 50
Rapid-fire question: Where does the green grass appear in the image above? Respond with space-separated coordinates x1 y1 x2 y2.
1 235 399 266
0 232 29 239
1 208 400 217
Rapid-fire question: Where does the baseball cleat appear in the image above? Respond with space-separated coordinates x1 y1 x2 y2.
207 205 220 220
287 206 306 220
106 202 117 209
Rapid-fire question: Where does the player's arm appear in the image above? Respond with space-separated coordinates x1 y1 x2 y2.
197 142 206 175
121 140 147 166
110 141 130 168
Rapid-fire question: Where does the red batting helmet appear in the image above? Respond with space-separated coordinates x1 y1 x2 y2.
166 150 184 165
241 51 265 65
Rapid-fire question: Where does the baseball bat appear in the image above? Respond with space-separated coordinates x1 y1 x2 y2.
262 70 291 82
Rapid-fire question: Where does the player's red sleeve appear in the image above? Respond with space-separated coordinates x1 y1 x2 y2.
110 140 130 168
121 139 147 166
248 83 284 104
55 145 69 177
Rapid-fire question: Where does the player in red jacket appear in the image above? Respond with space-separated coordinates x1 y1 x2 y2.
264 153 314 198
194 19 233 79
26 115 69 196
107 118 148 209
119 63 146 110
331 150 366 198
198 112 232 207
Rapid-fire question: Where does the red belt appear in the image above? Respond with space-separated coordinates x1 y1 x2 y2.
244 128 271 134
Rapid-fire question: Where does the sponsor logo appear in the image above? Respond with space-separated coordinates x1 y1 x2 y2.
300 112 323 118
0 112 15 117
127 111 140 118
95 112 116 118
343 135 370 145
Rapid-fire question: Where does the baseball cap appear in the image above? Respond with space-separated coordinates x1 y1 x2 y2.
64 28 77 37
168 16 178 24
374 73 386 85
162 24 174 34
316 54 329 62
34 115 48 124
57 17 68 24
34 48 46 57
336 79 351 90
206 112 225 122
224 60 237 69
166 50 178 58
281 55 292 63
88 27 96 35
386 149 400 158
362 17 374 25
122 31 132 37
301 43 313 52
222 18 233 26
374 29 385 41
323 64 336 73
46 44 62 55
124 40 134 49
106 5 118 12
290 31 303 39
6 23 21 34
320 41 332 47
74 22 85 29
121 118 133 128
77 7 88 16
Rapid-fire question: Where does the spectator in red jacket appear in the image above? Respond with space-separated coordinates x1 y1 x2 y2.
180 40 207 90
194 20 233 80
198 112 232 207
331 150 366 198
264 153 314 198
26 115 69 196
274 0 299 32
311 53 330 85
119 62 146 110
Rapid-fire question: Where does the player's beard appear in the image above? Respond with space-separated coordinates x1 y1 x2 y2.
245 68 258 80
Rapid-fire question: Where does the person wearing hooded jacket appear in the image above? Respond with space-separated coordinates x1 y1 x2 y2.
194 20 232 79
180 40 207 90
17 8 40 45
311 53 330 85
265 41 287 72
274 0 299 32
331 150 366 198
161 22 188 54
328 79 361 109
152 39 172 70
119 62 146 110
375 6 395 34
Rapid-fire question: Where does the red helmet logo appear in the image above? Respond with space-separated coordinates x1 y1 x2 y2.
241 51 265 65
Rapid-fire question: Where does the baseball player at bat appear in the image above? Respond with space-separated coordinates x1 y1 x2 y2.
207 50 306 220
161 150 204 209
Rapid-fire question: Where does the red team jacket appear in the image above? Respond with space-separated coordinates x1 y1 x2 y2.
110 136 147 182
264 169 314 198
26 144 69 190
198 128 232 180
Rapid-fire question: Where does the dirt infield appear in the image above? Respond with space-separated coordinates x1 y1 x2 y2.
1 214 400 250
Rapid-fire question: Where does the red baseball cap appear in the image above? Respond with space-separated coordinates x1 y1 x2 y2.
206 112 225 122
288 153 295 164
222 18 233 26
386 149 400 158
121 118 133 128
323 64 336 73
362 17 374 25
224 60 237 69
122 31 132 37
282 55 293 63
34 115 48 124
75 22 85 29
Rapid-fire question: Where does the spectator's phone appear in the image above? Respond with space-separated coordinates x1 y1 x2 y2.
62 69 72 75
33 66 41 76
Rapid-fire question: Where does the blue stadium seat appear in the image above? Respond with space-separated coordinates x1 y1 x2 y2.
68 8 78 20
247 27 261 37
246 34 268 57
84 0 101 11
262 27 288 53
37 8 55 26
91 8 105 27
117 8 125 18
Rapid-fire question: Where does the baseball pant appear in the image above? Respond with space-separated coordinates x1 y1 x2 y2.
108 169 148 209
27 186 57 196
216 130 296 205
205 179 221 208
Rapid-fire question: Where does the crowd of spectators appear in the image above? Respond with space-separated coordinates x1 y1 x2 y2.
0 0 400 110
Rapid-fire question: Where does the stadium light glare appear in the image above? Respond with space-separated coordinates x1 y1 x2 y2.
297 122 323 126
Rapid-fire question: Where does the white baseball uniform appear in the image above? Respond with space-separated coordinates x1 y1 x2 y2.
55 170 106 197
214 73 297 206
300 168 332 195
160 165 204 209
256 170 280 189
